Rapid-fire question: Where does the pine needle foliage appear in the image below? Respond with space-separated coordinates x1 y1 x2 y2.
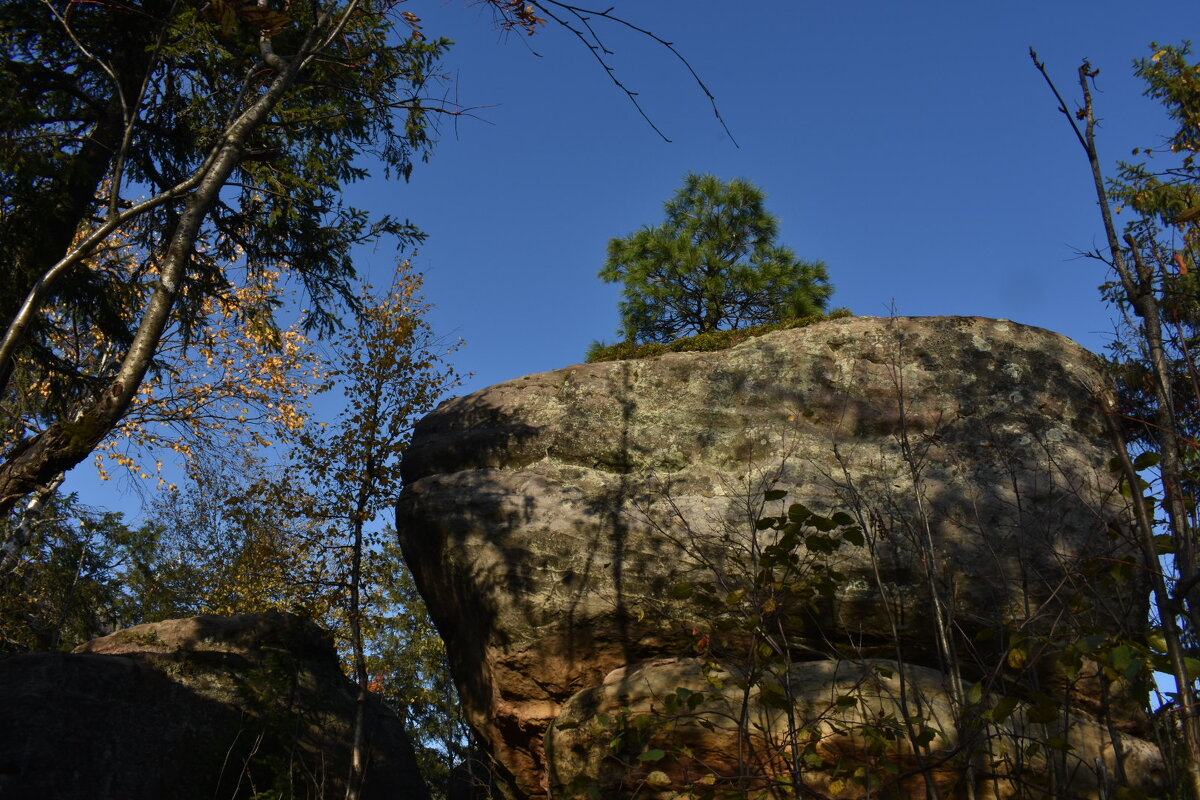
598 173 833 345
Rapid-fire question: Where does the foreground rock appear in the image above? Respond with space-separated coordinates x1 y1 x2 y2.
0 612 429 800
548 658 1165 800
396 316 1158 798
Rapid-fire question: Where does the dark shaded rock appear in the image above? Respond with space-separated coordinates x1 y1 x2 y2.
396 316 1155 798
0 612 430 800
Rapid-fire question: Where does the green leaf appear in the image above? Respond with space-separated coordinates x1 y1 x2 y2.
965 682 983 705
911 726 938 748
1027 699 1061 724
1133 450 1161 470
988 696 1019 723
1150 652 1175 673
639 748 667 762
810 514 837 532
804 533 837 554
788 503 811 522
763 489 788 501
667 581 694 600
1109 644 1140 678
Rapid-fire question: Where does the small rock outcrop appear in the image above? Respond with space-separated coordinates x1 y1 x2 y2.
396 316 1159 799
0 612 429 800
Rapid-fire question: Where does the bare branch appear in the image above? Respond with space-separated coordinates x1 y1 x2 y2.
1029 48 1087 154
522 1 737 145
541 2 737 145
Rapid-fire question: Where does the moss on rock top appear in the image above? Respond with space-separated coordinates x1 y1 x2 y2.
585 308 854 363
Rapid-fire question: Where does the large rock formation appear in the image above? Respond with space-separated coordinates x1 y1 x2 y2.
0 612 429 800
396 316 1159 799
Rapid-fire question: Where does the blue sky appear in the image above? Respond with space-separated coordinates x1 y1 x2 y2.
344 0 1198 396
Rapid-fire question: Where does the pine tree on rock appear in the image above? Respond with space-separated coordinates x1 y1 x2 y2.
599 173 832 344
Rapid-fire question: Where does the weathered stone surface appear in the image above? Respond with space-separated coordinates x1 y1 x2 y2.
0 612 430 800
547 657 1166 800
396 316 1153 798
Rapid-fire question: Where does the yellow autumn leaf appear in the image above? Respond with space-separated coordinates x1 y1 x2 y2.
645 771 671 789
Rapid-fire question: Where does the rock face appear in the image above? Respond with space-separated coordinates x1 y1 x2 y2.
0 612 430 800
396 316 1158 799
549 658 1165 800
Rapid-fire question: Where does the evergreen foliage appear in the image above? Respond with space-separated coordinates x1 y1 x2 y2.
598 173 832 344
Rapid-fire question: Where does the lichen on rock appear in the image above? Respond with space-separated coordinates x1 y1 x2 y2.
396 316 1159 799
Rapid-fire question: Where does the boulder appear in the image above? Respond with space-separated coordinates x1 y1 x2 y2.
0 612 430 800
396 316 1155 798
547 657 1166 800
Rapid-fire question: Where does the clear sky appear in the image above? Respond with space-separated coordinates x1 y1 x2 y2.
343 0 1198 397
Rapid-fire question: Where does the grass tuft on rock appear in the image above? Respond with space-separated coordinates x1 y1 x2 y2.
586 308 853 363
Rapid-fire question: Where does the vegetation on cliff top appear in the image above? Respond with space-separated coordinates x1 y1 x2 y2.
586 308 853 363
